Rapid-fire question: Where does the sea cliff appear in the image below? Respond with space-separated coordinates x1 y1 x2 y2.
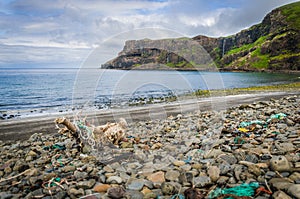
102 2 300 72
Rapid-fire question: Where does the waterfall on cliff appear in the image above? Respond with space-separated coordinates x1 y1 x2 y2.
222 38 226 57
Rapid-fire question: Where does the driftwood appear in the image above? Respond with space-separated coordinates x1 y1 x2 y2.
55 117 83 150
54 117 127 151
93 118 127 145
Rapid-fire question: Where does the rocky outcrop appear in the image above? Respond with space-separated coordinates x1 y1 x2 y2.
102 2 300 71
102 39 216 70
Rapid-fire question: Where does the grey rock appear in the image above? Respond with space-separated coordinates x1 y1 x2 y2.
285 118 295 126
275 142 295 153
125 190 144 199
103 165 114 173
208 166 220 182
287 184 300 199
280 172 290 177
234 165 246 181
74 171 88 179
165 170 180 181
179 172 193 184
265 171 276 179
204 149 223 159
194 176 211 188
218 154 237 165
127 179 145 191
270 156 291 172
217 176 229 185
269 178 293 190
254 196 269 199
80 193 102 199
12 161 29 173
77 179 96 189
29 133 39 142
54 191 67 199
144 192 158 199
61 165 76 173
219 163 232 175
107 186 126 199
119 172 130 182
107 176 123 184
0 192 14 199
272 191 292 199
277 123 287 129
248 164 261 176
69 188 85 196
161 182 180 195
180 164 192 171
289 172 300 182
245 154 258 163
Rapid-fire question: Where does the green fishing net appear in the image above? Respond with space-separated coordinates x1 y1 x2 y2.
209 182 260 199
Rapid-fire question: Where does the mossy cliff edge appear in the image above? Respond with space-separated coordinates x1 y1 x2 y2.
102 2 300 71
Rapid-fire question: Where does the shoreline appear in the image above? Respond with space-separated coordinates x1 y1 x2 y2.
0 92 299 198
110 66 300 74
1 91 299 142
1 81 300 120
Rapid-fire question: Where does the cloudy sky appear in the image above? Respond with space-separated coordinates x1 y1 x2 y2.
0 0 298 68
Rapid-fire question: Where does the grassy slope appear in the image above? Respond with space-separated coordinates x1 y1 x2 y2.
223 1 300 70
193 82 300 97
280 1 300 30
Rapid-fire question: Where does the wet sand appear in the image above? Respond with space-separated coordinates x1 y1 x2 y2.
0 91 298 142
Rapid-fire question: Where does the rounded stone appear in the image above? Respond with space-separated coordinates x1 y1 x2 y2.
161 182 179 195
165 170 180 181
273 191 292 199
287 184 300 199
173 160 185 167
77 179 96 189
127 179 145 191
208 166 220 182
93 184 111 193
147 171 165 184
270 156 291 172
107 176 123 184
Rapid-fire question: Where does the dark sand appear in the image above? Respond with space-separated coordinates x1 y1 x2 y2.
0 91 298 142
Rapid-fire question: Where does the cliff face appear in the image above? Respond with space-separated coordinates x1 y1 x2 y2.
102 2 300 71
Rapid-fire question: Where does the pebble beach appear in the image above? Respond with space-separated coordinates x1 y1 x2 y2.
0 95 299 199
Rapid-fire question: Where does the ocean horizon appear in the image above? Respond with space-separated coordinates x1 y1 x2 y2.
0 68 299 119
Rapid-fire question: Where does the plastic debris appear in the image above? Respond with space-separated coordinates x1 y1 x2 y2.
267 113 287 123
184 156 192 164
270 113 287 119
255 187 272 195
239 113 287 128
54 117 128 151
234 136 245 144
52 144 66 150
209 182 260 199
237 128 249 133
239 120 264 128
170 194 185 199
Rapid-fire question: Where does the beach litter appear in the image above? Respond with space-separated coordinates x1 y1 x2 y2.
208 182 259 199
54 116 127 151
0 95 299 198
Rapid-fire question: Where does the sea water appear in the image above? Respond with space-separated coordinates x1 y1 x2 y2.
0 68 298 118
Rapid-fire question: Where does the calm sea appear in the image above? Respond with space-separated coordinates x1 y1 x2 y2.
0 68 299 118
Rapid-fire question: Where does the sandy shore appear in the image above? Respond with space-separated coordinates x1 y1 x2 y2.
1 91 299 142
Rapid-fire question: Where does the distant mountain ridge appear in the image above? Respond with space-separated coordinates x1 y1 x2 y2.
102 2 300 71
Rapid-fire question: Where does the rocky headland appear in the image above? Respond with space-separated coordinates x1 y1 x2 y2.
0 95 299 199
102 2 300 72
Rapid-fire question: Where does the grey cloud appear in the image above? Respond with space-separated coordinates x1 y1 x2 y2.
0 44 90 67
0 0 298 67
